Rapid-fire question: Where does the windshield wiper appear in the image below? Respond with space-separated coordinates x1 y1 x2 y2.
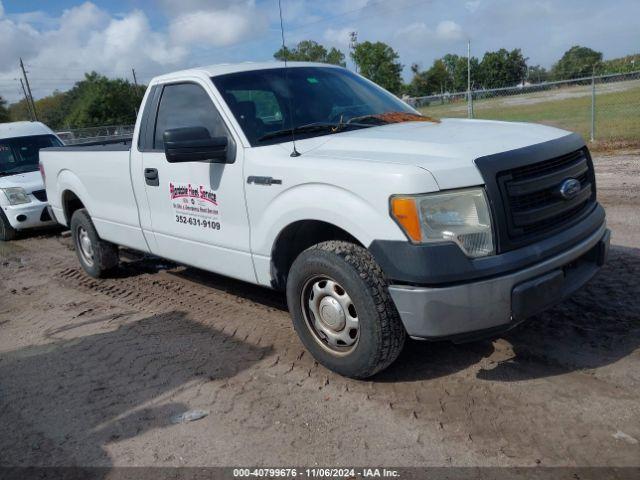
257 122 370 142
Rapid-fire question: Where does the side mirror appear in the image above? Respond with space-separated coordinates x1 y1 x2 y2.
163 127 229 163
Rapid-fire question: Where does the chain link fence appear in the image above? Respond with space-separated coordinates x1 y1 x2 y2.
56 124 135 145
409 70 640 145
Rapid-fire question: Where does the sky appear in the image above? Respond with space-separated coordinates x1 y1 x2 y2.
0 0 638 102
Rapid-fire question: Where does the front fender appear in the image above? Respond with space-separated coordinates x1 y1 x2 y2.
251 183 407 257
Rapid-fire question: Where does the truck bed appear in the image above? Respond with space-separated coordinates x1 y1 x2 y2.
40 142 149 253
47 137 132 151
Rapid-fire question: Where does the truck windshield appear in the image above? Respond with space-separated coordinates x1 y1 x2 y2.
0 134 62 176
211 67 416 146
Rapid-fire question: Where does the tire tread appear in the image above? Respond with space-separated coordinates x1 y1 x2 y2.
70 209 119 277
304 240 405 378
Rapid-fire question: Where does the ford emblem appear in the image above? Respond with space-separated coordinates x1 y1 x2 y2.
558 178 581 200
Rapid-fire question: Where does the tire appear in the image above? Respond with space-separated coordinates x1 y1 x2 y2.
70 209 119 278
0 209 17 241
286 240 406 379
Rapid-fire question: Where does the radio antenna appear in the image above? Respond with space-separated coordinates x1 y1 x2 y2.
278 0 301 157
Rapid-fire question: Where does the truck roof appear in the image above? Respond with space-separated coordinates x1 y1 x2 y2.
0 121 56 140
151 61 341 83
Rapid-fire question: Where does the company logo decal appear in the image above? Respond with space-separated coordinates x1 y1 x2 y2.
169 183 218 205
169 182 221 230
558 178 581 200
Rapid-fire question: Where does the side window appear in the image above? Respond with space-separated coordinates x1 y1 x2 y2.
153 83 228 150
0 143 16 167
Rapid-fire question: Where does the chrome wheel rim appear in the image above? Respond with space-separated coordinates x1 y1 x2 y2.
301 276 360 355
76 226 94 267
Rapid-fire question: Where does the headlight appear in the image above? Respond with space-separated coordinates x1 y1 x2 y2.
2 187 32 205
390 188 495 258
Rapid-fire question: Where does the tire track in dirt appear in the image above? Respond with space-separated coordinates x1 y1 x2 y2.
2 233 640 466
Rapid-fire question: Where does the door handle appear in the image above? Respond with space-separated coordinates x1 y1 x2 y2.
144 168 159 187
247 176 282 186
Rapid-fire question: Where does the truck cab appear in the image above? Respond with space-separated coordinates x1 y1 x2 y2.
0 121 62 240
41 62 610 378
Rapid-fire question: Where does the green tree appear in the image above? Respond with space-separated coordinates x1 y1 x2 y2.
0 96 10 123
9 94 71 128
477 48 528 88
274 40 346 67
599 53 640 74
424 59 449 94
33 91 71 130
351 41 403 94
8 99 32 122
527 65 549 84
442 53 479 91
551 45 603 80
63 72 141 128
405 63 429 97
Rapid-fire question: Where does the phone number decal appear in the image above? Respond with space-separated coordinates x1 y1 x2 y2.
175 214 221 230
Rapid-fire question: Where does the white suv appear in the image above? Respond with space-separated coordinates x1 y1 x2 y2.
0 121 63 240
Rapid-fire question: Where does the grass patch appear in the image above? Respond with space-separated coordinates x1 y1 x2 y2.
418 82 640 143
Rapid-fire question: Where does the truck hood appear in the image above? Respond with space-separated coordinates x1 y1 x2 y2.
295 118 575 189
0 170 44 193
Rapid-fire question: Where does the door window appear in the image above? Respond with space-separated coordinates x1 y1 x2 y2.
153 83 229 150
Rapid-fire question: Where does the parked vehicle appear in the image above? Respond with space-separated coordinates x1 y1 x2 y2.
0 121 62 240
40 62 610 378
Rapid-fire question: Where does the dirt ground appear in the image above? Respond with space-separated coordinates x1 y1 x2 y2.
0 151 639 469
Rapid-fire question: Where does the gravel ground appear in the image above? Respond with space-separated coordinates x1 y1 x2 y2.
0 151 639 469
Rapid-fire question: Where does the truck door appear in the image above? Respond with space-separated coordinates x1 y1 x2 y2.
140 80 255 283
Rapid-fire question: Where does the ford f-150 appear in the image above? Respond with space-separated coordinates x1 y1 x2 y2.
40 62 610 378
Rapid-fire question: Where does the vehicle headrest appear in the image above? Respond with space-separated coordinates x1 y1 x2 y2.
236 101 257 121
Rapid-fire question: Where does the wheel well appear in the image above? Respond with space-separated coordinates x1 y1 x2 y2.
270 220 363 290
61 190 85 225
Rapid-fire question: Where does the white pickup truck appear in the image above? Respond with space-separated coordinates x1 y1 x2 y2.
41 62 610 378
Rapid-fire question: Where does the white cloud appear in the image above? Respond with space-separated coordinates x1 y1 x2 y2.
465 0 481 13
159 0 252 15
435 20 464 41
0 2 190 102
323 26 355 49
0 1 264 102
395 20 465 45
169 6 261 47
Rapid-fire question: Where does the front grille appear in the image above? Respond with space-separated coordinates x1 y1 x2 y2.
32 189 47 202
497 148 596 241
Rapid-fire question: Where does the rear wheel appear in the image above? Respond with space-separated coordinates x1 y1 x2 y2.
0 210 17 241
286 241 406 379
70 209 119 278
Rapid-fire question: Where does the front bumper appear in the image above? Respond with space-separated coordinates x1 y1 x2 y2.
2 201 56 230
387 223 610 340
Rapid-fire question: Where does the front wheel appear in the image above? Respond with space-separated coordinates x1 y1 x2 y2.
70 209 119 278
286 241 406 379
0 209 17 241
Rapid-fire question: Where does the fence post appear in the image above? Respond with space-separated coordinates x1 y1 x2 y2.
590 71 596 142
467 39 474 119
